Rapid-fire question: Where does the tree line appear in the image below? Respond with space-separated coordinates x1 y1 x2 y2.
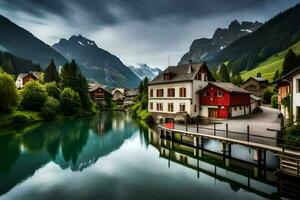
0 59 96 122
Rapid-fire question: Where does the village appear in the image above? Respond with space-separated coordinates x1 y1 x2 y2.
14 59 300 126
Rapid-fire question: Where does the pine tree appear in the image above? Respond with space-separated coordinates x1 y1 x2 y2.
282 49 298 75
60 59 92 111
219 64 231 82
44 59 59 83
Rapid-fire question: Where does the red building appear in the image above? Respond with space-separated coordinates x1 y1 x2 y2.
198 82 251 118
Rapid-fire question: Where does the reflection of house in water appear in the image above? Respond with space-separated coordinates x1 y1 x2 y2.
147 128 300 199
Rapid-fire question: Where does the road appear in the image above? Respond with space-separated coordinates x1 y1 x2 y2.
173 106 281 146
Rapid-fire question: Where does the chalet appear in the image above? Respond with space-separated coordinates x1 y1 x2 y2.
277 66 300 123
250 95 262 113
15 72 40 89
148 62 215 122
197 82 251 118
112 88 126 101
89 84 112 105
124 89 139 106
241 74 268 97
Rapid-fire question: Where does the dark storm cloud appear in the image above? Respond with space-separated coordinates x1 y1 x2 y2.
1 0 273 26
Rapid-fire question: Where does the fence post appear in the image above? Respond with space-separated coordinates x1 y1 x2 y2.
226 123 228 138
247 125 250 142
214 123 216 136
186 121 188 132
197 122 199 133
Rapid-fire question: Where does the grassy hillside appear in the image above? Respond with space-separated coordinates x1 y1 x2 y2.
241 40 300 81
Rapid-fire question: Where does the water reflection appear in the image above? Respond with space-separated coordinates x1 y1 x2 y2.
0 112 299 200
147 128 300 199
0 112 138 196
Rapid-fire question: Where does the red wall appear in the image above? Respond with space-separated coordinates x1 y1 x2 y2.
199 84 250 118
200 86 230 106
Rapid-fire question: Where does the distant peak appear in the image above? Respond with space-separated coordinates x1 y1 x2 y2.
69 34 97 47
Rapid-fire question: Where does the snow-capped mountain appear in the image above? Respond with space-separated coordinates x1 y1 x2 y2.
179 20 263 64
129 64 162 80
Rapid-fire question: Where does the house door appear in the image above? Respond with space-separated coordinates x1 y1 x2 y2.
208 108 217 118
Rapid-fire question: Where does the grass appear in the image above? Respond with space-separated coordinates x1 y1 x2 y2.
241 40 300 82
0 110 42 127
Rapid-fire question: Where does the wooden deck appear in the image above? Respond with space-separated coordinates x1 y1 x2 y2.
158 124 300 158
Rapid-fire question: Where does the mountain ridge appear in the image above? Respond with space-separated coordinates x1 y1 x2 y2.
53 35 141 88
179 20 263 64
0 15 68 68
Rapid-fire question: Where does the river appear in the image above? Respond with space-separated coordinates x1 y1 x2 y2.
0 112 298 199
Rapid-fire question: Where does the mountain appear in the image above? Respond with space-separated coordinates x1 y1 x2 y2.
209 3 300 74
129 64 162 80
53 35 141 88
180 20 262 64
0 15 68 68
0 51 41 75
240 40 300 82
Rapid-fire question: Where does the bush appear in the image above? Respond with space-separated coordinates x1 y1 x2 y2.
11 113 30 124
60 87 81 115
271 94 278 108
45 82 60 99
40 97 60 120
262 88 274 104
284 124 300 146
0 72 18 112
20 81 47 111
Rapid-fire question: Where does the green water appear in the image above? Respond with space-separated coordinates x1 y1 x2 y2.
0 112 297 199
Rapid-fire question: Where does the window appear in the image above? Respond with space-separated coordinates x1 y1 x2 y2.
149 102 153 110
180 104 186 112
194 105 197 112
297 79 300 93
168 103 174 112
239 106 243 110
150 89 153 97
156 103 163 111
234 107 237 111
156 89 164 97
167 88 175 97
179 87 186 97
217 91 223 97
204 91 210 97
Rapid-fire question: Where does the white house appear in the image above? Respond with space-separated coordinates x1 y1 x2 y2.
292 68 300 122
277 66 300 123
148 62 215 122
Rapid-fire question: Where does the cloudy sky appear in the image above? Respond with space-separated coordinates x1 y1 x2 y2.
0 0 299 68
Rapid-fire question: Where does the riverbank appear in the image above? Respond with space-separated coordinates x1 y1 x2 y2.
0 109 97 136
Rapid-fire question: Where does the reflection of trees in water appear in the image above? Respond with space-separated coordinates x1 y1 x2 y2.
60 120 89 164
0 135 20 173
0 112 147 173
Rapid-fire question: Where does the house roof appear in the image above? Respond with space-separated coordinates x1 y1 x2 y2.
149 62 214 85
281 66 300 80
250 94 261 101
243 76 267 84
19 72 40 79
126 89 138 97
89 84 111 95
197 82 250 94
112 88 126 95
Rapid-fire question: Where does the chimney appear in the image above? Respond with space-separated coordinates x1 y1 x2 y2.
188 59 193 73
